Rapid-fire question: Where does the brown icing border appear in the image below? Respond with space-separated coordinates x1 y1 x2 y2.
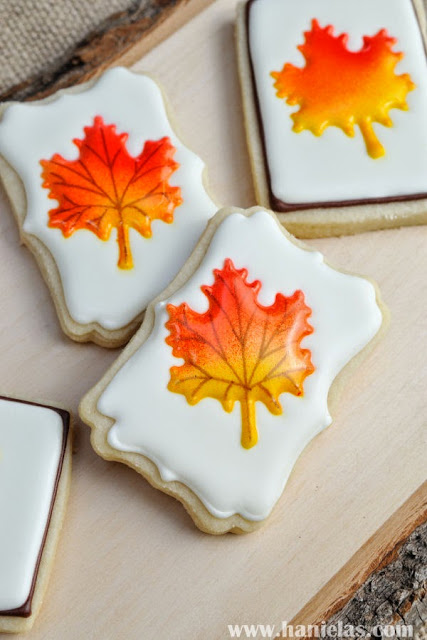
0 396 69 618
245 0 427 212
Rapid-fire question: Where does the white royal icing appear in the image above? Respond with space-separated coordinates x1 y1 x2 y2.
248 0 427 205
0 67 217 330
0 399 64 612
97 210 383 521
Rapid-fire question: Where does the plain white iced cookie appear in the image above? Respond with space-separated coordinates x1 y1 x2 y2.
0 396 71 633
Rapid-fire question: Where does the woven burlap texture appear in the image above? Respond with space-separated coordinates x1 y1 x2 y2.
0 0 136 94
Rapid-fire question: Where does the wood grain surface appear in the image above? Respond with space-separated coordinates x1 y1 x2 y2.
327 518 427 635
0 0 425 638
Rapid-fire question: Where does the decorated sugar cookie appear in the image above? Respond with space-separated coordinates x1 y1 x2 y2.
80 207 387 534
236 0 427 237
0 67 217 347
0 397 71 633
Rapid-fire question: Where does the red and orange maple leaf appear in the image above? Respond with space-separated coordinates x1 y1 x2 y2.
165 259 314 449
40 116 183 269
271 19 416 158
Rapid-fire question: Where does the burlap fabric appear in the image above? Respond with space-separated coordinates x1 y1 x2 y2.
0 0 135 94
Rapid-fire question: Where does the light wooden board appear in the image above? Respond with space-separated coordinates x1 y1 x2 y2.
0 1 426 637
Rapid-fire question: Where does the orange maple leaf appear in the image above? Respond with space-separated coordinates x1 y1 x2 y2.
271 19 416 159
40 116 183 269
165 259 314 449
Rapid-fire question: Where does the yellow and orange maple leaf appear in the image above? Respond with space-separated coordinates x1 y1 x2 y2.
271 19 416 159
41 116 183 269
165 259 314 449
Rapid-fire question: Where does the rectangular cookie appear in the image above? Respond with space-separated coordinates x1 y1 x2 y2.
236 0 427 236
